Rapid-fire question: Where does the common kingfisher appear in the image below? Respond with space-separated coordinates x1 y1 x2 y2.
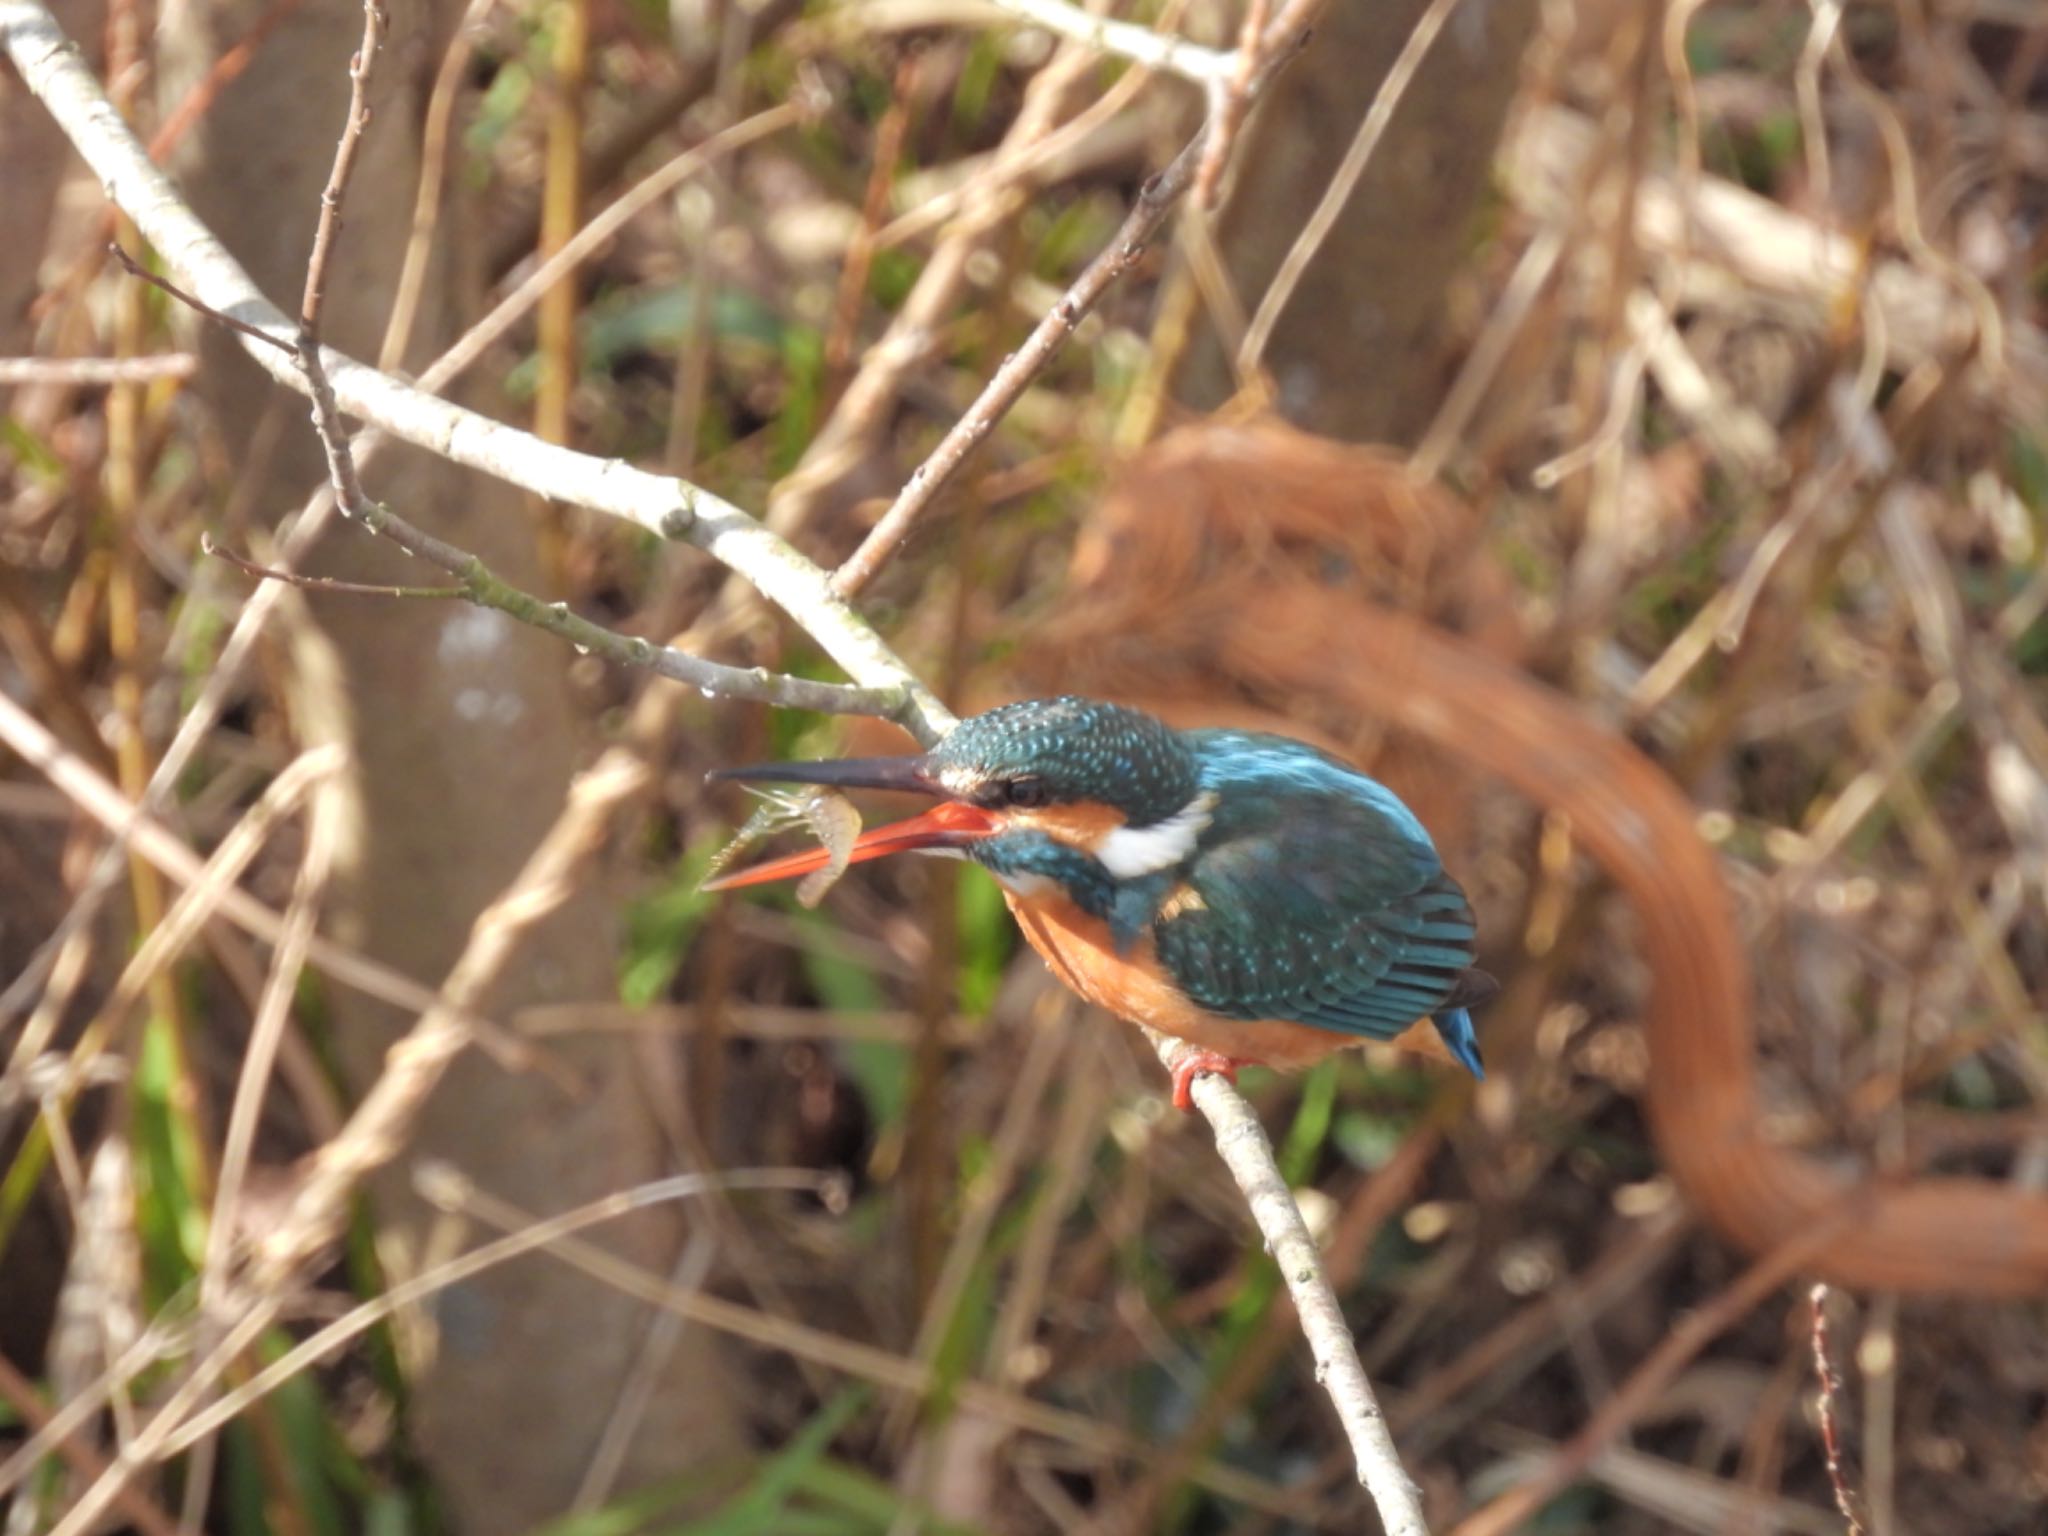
705 697 1492 1108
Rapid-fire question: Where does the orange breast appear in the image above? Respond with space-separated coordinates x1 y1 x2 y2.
1001 889 1454 1073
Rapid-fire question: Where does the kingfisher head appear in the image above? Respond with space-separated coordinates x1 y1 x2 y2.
703 696 1214 891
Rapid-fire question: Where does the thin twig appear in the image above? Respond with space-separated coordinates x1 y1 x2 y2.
1152 1035 1430 1536
1193 0 1269 206
1238 0 1466 373
200 532 464 598
768 39 1107 544
829 136 1204 597
207 504 895 713
380 0 497 368
294 7 379 526
299 0 382 340
106 244 290 354
1808 1284 1867 1536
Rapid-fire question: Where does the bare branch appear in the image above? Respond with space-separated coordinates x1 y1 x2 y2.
0 0 953 742
299 0 381 339
200 533 465 599
206 490 906 715
107 243 291 354
1156 1036 1431 1536
1809 1284 1868 1536
1193 0 1269 206
984 0 1234 83
0 353 195 383
830 135 1205 598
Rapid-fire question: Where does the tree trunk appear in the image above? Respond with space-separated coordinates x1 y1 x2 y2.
151 0 743 1522
1182 0 1539 445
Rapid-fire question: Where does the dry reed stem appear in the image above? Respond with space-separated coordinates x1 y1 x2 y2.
250 752 650 1283
0 688 552 1077
0 0 952 739
1450 1210 1859 1536
156 1169 829 1461
437 1178 1324 1523
0 353 194 382
0 1351 181 1536
378 0 497 369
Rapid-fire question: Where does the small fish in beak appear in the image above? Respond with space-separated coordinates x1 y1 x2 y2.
700 755 998 896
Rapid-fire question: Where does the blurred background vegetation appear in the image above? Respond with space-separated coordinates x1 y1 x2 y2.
1 0 2046 1532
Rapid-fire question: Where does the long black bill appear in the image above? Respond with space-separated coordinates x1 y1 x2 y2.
708 755 946 797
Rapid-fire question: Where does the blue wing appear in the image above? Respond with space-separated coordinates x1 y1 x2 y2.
1153 734 1483 1070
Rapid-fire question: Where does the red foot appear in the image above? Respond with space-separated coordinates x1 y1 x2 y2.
1168 1046 1245 1111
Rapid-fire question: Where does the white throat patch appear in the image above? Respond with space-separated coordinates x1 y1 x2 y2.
1095 791 1216 879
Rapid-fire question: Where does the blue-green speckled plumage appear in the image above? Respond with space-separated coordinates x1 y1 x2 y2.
963 701 1487 1076
930 697 1199 826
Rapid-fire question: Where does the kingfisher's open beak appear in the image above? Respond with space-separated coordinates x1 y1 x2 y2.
701 756 997 892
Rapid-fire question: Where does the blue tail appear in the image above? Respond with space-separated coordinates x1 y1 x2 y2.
1432 1007 1485 1080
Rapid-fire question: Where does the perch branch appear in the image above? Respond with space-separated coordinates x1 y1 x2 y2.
1153 1033 1430 1536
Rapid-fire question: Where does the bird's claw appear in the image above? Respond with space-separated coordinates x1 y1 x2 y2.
1168 1046 1244 1112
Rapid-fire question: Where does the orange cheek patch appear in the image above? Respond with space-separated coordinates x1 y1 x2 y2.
1006 801 1126 850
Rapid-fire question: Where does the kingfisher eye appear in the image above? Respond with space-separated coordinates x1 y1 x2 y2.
1004 776 1049 808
